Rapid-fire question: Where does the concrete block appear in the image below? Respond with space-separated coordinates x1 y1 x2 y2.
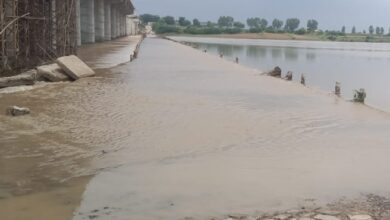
37 63 71 82
56 55 95 80
0 70 36 88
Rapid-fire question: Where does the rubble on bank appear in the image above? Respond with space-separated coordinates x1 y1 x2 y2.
56 55 96 80
6 106 31 116
213 195 390 220
0 55 94 89
37 63 71 82
0 70 36 88
265 66 282 78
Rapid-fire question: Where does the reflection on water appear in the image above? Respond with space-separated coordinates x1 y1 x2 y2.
171 36 390 112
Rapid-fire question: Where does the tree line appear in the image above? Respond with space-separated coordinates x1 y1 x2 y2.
140 14 390 38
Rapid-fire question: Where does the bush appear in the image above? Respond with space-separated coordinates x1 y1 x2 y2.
223 28 242 34
365 36 373 42
265 27 275 33
295 28 307 35
249 28 262 33
204 27 223 34
183 27 223 35
153 24 182 34
327 35 337 41
184 27 203 34
325 30 345 36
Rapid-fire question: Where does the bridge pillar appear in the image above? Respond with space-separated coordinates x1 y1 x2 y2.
104 2 111 41
76 0 82 46
110 5 117 39
81 0 95 44
116 9 120 37
94 0 105 42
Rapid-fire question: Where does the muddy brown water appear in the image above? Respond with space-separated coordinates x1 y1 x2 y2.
169 36 390 113
1 37 390 220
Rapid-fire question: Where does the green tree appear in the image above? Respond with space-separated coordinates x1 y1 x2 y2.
375 26 380 35
285 18 300 32
307 19 318 32
178 17 191 26
259 19 268 29
163 16 175 25
380 27 385 35
341 26 346 34
351 26 356 34
140 14 160 24
218 16 234 27
369 25 374 34
233 21 245 29
193 19 201 27
246 17 260 28
178 17 185 26
272 19 283 30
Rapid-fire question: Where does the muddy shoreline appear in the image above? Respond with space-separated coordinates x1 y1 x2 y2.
0 36 144 220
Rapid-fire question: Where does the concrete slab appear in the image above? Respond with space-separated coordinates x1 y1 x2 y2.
0 70 36 88
56 55 95 80
37 63 71 82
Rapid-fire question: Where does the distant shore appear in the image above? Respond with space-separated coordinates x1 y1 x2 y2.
167 32 390 43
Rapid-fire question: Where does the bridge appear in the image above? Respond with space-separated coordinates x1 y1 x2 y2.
0 0 139 74
78 0 137 45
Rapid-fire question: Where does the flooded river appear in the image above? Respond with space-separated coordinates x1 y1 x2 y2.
1 37 390 220
170 36 390 112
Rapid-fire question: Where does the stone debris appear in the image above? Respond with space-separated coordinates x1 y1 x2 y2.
286 210 301 215
6 106 31 116
348 215 372 220
353 89 366 103
37 63 71 82
274 214 291 220
313 214 340 220
335 82 341 96
301 74 306 85
56 55 95 80
0 70 36 88
285 71 293 81
266 66 282 78
228 214 248 219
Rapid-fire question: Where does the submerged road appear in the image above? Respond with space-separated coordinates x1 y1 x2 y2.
1 37 390 220
74 38 390 220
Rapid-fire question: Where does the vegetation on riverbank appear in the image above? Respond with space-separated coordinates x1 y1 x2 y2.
140 14 390 43
172 32 390 43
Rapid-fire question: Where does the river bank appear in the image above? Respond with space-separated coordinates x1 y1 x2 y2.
166 32 390 43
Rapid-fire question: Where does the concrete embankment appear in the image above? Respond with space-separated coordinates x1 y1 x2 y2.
0 35 144 93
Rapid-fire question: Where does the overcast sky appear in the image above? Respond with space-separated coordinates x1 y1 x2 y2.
133 0 390 32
